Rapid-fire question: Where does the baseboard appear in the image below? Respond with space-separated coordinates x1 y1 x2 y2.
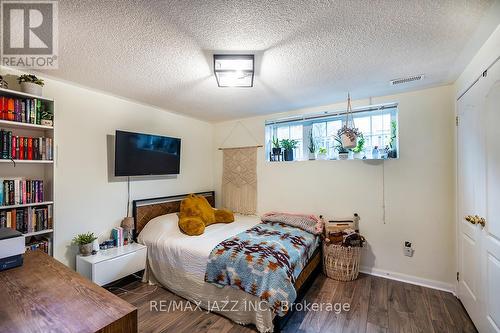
360 266 456 295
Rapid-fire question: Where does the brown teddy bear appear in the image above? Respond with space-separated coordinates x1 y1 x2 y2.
178 194 234 236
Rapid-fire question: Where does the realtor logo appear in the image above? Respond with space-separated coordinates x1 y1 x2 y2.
1 0 58 68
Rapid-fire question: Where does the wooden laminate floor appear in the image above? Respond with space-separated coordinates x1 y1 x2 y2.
110 273 476 333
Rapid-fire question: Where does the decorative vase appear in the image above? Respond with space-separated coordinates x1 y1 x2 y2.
20 82 42 96
309 152 316 160
79 243 93 256
284 149 294 161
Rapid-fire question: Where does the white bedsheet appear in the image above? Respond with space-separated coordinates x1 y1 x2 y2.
138 213 275 332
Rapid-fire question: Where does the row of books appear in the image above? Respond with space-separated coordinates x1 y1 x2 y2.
111 227 125 247
0 205 52 233
0 96 49 125
26 237 51 254
1 179 44 206
0 130 53 160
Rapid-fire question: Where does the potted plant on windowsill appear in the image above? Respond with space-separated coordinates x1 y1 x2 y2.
271 136 282 161
272 137 281 155
388 121 398 158
308 132 316 160
334 135 349 160
280 139 299 161
18 74 44 96
317 147 328 160
351 134 365 159
73 232 98 256
337 146 349 160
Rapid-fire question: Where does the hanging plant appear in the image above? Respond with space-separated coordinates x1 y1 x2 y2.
337 93 361 149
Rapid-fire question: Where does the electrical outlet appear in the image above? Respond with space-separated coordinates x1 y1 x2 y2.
404 241 414 257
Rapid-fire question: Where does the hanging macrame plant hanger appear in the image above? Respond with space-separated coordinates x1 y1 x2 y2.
337 93 360 149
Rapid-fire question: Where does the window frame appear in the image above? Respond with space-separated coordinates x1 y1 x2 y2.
265 105 399 161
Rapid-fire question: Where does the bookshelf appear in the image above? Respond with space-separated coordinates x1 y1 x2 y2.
0 159 53 164
0 87 54 256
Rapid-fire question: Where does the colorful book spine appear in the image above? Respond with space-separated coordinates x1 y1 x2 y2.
0 179 44 206
1 130 6 159
11 135 16 159
0 97 6 120
6 131 11 159
7 98 14 121
0 132 52 160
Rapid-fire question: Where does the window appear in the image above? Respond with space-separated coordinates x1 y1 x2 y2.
265 104 398 161
275 124 303 160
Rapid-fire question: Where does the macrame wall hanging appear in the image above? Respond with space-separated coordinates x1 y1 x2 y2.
219 121 261 215
337 93 361 148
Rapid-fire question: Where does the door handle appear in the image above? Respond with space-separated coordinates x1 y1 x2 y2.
464 215 486 228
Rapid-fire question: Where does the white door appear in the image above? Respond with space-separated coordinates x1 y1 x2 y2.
457 72 486 331
482 61 500 333
457 59 500 332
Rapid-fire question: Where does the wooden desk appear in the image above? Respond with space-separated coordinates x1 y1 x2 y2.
0 250 137 333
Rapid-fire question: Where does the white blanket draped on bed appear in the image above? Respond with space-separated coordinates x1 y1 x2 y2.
138 213 275 332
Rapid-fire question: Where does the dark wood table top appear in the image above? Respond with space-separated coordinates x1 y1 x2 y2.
0 250 137 333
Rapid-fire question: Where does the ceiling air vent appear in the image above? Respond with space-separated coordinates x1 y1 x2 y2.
390 74 424 86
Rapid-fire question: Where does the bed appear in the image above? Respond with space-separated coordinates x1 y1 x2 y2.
133 191 321 332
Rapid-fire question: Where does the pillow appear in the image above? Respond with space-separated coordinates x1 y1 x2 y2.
261 212 323 235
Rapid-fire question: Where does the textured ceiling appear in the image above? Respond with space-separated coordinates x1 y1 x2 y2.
40 0 496 121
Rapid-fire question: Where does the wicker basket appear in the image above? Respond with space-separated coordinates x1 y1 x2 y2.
322 242 361 281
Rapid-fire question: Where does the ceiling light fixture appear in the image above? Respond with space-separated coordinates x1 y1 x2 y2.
213 54 254 87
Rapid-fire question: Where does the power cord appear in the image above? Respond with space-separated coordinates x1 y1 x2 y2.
107 285 158 296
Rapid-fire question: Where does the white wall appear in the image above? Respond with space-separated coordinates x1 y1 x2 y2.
1 67 214 268
214 85 456 289
455 24 500 95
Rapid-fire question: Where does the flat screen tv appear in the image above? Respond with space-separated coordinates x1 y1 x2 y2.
114 130 181 176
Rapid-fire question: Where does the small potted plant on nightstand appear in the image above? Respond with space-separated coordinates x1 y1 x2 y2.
73 232 98 256
18 74 44 96
280 139 299 161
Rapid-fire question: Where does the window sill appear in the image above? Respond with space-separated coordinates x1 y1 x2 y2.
267 156 398 163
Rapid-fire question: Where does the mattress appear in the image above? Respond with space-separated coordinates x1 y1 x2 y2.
138 213 318 332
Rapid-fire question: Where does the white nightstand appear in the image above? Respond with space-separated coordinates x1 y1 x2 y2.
76 243 147 286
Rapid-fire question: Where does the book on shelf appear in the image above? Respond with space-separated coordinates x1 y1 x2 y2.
0 178 45 206
0 205 52 233
112 227 124 247
0 96 50 126
0 129 53 160
25 237 50 254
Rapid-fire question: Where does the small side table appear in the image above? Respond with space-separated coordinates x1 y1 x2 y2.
76 243 147 286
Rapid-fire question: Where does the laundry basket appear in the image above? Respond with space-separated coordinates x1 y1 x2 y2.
322 242 361 281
